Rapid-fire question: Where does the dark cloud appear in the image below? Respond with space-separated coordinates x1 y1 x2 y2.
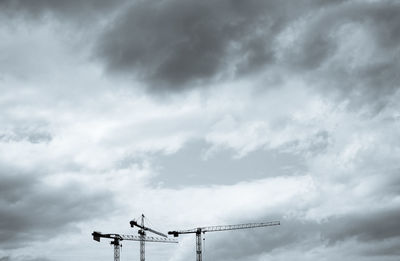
95 0 311 92
3 0 398 103
93 0 400 105
322 207 400 244
0 167 114 249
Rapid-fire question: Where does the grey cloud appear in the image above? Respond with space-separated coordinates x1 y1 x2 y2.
94 0 400 107
95 0 311 92
361 239 400 257
207 217 317 260
1 0 398 106
207 206 400 260
3 0 398 105
0 127 52 144
284 1 400 106
0 0 124 21
0 167 114 249
321 207 400 244
381 168 400 197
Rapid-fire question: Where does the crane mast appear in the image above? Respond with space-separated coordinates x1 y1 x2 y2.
111 238 121 261
168 220 280 261
140 215 145 261
195 229 202 261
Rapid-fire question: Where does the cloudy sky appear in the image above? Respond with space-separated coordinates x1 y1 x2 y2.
1 0 400 260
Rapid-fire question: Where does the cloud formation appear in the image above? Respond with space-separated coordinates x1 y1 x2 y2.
0 0 123 21
284 1 400 106
95 0 309 91
0 165 114 249
1 0 400 261
94 0 400 101
2 0 399 102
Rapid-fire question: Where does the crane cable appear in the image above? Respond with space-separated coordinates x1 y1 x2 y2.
144 215 164 235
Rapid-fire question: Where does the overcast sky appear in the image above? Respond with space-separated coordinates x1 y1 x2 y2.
1 0 400 260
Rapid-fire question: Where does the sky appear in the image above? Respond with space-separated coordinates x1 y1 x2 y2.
0 0 399 260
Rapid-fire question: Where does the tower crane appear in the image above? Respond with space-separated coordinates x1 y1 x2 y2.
130 214 169 261
92 231 177 261
168 220 280 261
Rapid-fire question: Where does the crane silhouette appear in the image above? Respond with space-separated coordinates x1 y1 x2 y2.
92 230 177 261
169 220 280 261
130 214 170 261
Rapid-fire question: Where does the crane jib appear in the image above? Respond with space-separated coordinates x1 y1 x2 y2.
91 231 177 243
168 221 280 235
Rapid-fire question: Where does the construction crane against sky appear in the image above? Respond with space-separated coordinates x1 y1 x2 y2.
130 214 170 261
92 214 177 261
168 220 280 261
92 231 177 261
